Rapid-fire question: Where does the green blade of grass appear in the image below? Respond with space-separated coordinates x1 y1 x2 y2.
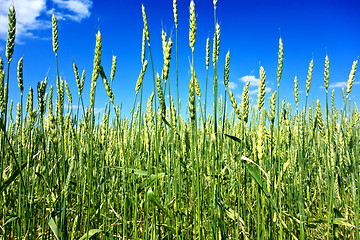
48 217 59 240
79 229 102 240
137 172 165 193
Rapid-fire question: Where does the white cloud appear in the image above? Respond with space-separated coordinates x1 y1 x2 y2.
228 81 238 90
328 81 347 89
52 0 92 22
324 81 360 89
249 87 272 95
234 94 242 99
239 75 260 87
0 0 47 40
0 0 92 41
238 75 270 95
94 107 104 114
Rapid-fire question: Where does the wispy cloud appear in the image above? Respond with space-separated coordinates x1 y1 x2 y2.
238 75 271 95
248 87 272 95
68 105 104 114
0 0 92 41
0 0 47 40
51 0 92 22
94 107 104 114
228 81 238 90
319 81 360 89
239 75 260 87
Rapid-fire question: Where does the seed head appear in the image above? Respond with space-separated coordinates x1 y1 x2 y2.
294 75 299 108
229 90 241 121
100 66 114 104
146 92 155 133
257 66 266 111
135 60 148 94
90 30 102 108
111 55 117 82
189 0 196 52
224 51 230 89
257 121 264 165
65 80 72 104
76 69 85 98
189 72 196 122
346 59 358 98
193 68 201 97
142 5 150 44
141 28 146 63
72 60 81 95
156 73 166 116
277 37 283 85
324 55 329 92
52 14 58 55
37 77 48 117
213 0 218 7
205 37 210 69
17 57 24 94
173 0 178 27
212 23 220 66
241 81 250 123
6 5 16 63
26 87 33 113
306 59 314 96
162 32 173 81
270 90 276 126
48 86 53 113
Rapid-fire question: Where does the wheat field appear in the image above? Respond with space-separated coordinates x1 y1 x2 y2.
0 1 359 239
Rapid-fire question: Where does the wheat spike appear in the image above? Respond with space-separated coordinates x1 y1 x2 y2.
156 73 166 116
306 59 314 96
141 28 146 63
65 80 72 105
294 75 299 108
257 66 266 111
229 90 241 121
189 0 196 53
277 37 284 85
189 71 196 122
135 60 148 94
99 66 114 104
270 90 276 126
173 0 178 27
90 30 102 108
241 81 250 123
224 51 230 89
142 5 150 44
6 5 16 63
346 59 358 98
205 37 210 69
52 14 58 55
212 23 220 66
110 55 117 82
17 57 24 94
324 55 329 92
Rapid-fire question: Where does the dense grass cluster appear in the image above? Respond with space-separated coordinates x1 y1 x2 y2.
1 1 360 239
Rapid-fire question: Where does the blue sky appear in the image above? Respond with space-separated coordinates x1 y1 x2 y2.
1 0 360 117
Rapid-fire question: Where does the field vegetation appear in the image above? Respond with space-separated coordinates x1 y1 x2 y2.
0 1 359 239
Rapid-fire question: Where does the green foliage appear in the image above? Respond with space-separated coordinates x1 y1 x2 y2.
0 3 359 240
